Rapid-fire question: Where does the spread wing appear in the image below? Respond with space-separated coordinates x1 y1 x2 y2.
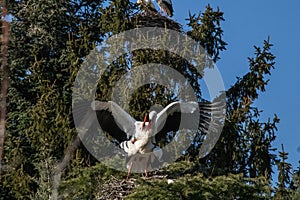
154 100 225 143
154 101 199 139
92 101 136 143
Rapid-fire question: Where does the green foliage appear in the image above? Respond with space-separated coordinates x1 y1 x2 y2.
290 161 300 191
274 145 293 199
190 38 279 182
128 173 272 199
1 0 296 199
292 191 300 200
160 160 196 178
99 0 137 35
59 163 126 199
29 157 57 200
3 0 105 198
187 4 227 62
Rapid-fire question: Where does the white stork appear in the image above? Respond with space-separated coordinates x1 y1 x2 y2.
137 0 157 12
121 137 163 177
91 100 223 177
155 0 174 17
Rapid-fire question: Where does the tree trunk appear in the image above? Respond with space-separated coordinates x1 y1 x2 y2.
0 0 9 177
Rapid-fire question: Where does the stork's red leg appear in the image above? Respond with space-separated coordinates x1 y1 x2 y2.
127 161 133 179
143 158 148 177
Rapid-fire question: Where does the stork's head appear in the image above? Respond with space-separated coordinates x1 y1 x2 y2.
147 111 157 131
142 111 157 131
148 111 157 122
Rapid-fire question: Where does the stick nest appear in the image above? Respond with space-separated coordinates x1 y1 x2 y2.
95 175 167 200
131 11 182 32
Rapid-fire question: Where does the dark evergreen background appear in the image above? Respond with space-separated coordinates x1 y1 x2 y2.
0 0 299 199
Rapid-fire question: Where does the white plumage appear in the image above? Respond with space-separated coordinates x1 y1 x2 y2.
119 110 161 176
122 138 163 177
119 120 155 157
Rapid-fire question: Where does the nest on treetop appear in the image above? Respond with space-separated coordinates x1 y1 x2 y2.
131 11 182 32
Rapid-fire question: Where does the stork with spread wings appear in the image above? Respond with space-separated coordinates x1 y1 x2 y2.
91 100 224 177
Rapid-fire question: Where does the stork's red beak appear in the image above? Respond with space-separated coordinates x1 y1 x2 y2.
142 113 147 129
147 120 152 131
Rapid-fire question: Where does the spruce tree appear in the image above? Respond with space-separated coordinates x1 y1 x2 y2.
290 161 300 199
1 0 293 199
2 0 104 198
274 144 293 199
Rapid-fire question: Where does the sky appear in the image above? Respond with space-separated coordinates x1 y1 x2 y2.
173 0 300 171
132 0 300 171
